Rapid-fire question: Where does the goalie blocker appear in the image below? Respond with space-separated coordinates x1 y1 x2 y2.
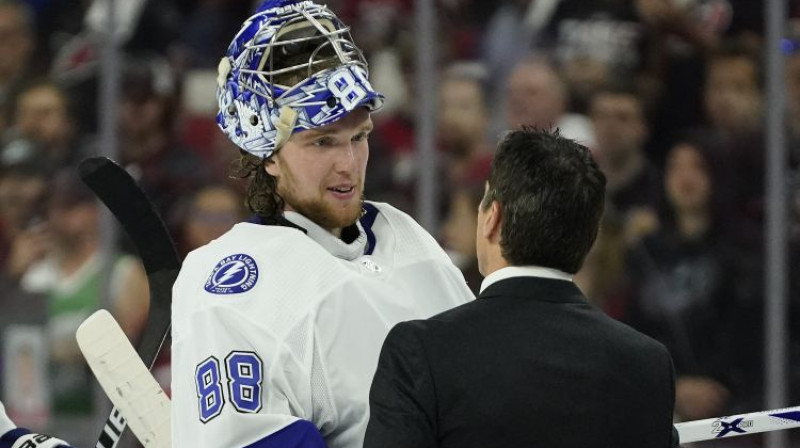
0 401 73 448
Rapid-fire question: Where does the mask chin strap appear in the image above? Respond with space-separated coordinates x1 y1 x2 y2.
217 57 232 89
274 106 299 150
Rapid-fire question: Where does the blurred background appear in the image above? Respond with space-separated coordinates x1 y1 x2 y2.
0 0 798 446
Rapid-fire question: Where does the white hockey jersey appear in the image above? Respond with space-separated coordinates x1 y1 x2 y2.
172 202 474 448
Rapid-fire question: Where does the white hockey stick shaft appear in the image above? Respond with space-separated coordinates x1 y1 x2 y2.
76 310 172 448
675 406 800 443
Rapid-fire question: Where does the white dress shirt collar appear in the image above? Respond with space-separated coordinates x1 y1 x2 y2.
479 265 573 294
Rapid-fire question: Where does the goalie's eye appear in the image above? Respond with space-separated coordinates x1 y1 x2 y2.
352 131 369 142
312 136 336 147
279 41 306 56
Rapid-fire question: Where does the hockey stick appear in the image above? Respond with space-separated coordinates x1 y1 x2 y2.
77 310 172 448
78 157 180 448
675 406 800 442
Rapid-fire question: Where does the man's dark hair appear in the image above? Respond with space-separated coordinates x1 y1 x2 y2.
481 127 606 274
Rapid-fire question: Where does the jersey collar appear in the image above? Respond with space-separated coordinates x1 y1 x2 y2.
284 211 367 261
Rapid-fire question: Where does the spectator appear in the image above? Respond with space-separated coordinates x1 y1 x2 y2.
339 0 413 58
704 43 762 138
9 169 148 417
0 151 48 269
177 183 245 256
540 0 716 109
7 79 82 170
366 63 492 213
176 0 252 69
0 154 48 410
118 56 208 216
540 0 651 111
703 41 766 228
622 138 755 421
506 56 595 148
440 157 491 295
438 64 492 186
481 0 559 136
574 213 627 318
0 1 34 108
589 86 660 245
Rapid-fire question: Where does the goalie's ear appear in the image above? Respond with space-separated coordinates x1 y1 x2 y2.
264 153 280 177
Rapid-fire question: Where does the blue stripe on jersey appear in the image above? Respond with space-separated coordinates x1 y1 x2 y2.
243 420 328 448
360 203 379 256
0 428 28 448
246 214 264 224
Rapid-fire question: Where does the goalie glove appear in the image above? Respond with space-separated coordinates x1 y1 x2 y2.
0 429 73 448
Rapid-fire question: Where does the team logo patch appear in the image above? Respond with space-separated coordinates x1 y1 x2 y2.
205 254 259 295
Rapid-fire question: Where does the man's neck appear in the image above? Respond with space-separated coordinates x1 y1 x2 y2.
676 210 710 240
58 239 99 277
480 250 509 278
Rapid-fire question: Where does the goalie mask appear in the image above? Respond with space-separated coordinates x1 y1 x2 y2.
216 0 384 158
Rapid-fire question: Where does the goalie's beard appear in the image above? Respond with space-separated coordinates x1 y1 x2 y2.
282 187 365 232
275 156 365 233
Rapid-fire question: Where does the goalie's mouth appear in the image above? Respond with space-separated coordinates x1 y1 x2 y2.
327 185 356 198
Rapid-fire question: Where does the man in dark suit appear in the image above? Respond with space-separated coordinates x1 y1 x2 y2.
364 127 678 448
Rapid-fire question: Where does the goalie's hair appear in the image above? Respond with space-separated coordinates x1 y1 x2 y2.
231 151 284 221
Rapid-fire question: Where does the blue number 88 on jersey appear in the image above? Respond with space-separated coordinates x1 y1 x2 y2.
195 352 264 422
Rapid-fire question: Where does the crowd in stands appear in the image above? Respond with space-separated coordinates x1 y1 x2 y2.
0 0 799 446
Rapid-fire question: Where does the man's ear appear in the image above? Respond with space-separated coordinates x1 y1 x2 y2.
264 156 279 177
482 200 502 242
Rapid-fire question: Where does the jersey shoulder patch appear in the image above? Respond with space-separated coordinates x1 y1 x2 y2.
204 253 260 295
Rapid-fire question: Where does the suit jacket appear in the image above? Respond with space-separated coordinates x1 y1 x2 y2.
364 277 676 448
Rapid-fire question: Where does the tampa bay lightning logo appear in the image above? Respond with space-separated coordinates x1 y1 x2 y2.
205 254 259 295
